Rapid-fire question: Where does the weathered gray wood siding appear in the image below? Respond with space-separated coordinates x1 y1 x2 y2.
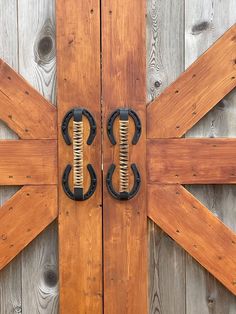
147 1 186 313
0 1 58 313
185 1 236 313
0 2 21 313
147 0 236 313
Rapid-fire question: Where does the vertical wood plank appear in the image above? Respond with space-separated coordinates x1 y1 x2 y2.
0 189 22 314
148 222 186 314
18 1 59 313
21 224 59 313
0 0 18 70
147 0 185 102
57 0 102 312
102 1 147 313
18 0 56 104
185 0 236 312
146 1 186 313
0 1 22 313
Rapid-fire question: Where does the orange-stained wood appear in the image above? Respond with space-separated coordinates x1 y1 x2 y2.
148 184 236 296
57 0 102 313
102 1 147 313
0 140 57 185
147 24 236 139
0 59 57 139
148 138 236 184
0 185 57 270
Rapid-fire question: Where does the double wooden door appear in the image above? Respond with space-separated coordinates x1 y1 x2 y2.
0 0 236 313
57 0 147 312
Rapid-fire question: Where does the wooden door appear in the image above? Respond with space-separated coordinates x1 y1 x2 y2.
0 0 236 313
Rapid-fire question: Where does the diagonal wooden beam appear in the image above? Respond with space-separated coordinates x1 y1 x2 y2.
148 184 236 296
0 185 57 270
0 140 57 185
0 59 57 139
147 24 236 139
148 138 236 184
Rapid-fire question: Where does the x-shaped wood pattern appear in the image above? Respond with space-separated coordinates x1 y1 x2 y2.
147 24 236 295
0 4 236 313
0 60 57 270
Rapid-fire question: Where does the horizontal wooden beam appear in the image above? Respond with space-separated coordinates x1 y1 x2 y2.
148 138 236 184
0 185 57 270
147 24 236 138
0 59 57 139
148 184 236 296
0 140 57 185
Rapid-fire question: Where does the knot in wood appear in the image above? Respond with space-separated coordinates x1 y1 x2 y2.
43 268 58 287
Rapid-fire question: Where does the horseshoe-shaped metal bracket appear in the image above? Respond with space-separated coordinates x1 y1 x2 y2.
106 108 141 200
62 108 96 145
61 108 97 201
107 108 141 145
106 163 141 200
62 164 97 201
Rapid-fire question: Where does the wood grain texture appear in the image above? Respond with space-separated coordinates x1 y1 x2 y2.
0 59 57 140
148 184 236 296
0 189 22 314
148 138 236 184
148 0 236 312
148 220 186 314
57 0 102 312
18 2 59 313
0 1 22 312
0 185 57 271
102 1 147 313
22 223 59 314
0 140 57 185
146 0 184 102
186 186 236 313
18 0 56 104
147 23 236 139
146 1 186 313
185 1 236 312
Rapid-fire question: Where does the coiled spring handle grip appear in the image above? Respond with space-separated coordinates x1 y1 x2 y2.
106 108 141 200
61 108 97 201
